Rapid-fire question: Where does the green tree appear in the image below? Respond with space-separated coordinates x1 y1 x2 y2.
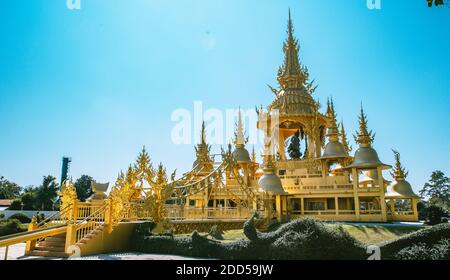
20 187 38 210
8 199 22 210
427 0 446 7
287 130 302 160
74 175 95 201
0 176 21 199
419 171 450 207
35 176 59 210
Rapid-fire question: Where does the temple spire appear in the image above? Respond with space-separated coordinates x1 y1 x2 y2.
251 145 257 162
340 121 352 153
354 105 375 147
200 121 207 145
326 97 339 141
234 109 246 147
390 150 408 180
277 9 305 88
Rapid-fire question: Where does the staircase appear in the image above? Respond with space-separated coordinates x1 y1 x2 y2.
28 233 69 258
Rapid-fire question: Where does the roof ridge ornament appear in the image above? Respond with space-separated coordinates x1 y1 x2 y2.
353 105 375 147
390 149 409 180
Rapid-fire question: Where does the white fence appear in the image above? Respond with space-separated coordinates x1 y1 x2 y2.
0 210 60 219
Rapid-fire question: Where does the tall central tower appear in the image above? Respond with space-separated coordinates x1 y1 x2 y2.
258 10 329 161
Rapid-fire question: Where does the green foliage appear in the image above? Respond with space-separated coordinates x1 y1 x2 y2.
74 175 95 202
8 199 22 210
380 223 450 259
35 175 59 210
0 176 21 199
417 200 429 221
208 225 224 240
427 204 449 225
0 213 5 219
133 218 366 260
395 239 450 260
20 190 37 210
8 213 31 223
287 130 302 160
420 170 450 207
0 219 26 237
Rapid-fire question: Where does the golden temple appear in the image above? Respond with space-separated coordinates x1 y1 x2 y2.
0 10 419 258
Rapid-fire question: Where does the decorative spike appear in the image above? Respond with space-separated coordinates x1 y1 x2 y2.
277 9 304 88
340 121 352 153
200 121 207 145
234 109 246 147
251 145 257 162
326 97 339 141
353 105 375 147
390 150 408 180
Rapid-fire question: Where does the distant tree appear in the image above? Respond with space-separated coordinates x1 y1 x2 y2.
20 187 38 210
0 176 21 199
419 171 450 208
287 130 302 160
74 175 94 201
35 176 59 211
8 199 22 210
427 0 446 7
427 204 448 225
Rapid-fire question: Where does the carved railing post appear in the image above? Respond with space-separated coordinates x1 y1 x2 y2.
103 200 112 233
65 224 77 254
25 216 38 254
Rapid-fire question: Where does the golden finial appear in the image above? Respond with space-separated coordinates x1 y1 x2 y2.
353 105 375 147
340 121 352 153
234 108 246 147
326 97 339 141
277 9 304 88
251 145 257 162
200 121 207 145
155 163 168 186
390 149 408 180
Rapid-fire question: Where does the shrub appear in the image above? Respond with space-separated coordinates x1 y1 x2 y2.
133 218 366 260
0 213 5 219
8 213 32 223
380 223 450 259
208 225 224 240
0 219 26 237
395 239 450 260
427 204 448 225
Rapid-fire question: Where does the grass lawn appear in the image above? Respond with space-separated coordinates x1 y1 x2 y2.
337 224 423 245
175 224 424 245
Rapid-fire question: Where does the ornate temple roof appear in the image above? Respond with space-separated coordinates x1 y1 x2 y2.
320 98 350 160
232 110 251 163
268 10 319 117
346 106 391 170
386 150 419 199
192 122 213 171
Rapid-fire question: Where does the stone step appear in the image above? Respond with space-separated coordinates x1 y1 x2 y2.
35 246 65 252
45 236 66 242
28 250 69 258
38 240 65 247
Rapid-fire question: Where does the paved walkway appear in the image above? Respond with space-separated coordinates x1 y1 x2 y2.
0 243 198 260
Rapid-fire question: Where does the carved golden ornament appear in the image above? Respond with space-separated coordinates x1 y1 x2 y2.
59 180 77 220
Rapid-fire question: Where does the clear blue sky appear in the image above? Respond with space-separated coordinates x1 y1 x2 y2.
0 0 449 194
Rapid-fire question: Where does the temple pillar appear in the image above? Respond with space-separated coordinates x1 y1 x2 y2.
275 194 282 221
281 196 288 221
377 167 387 222
352 168 360 219
300 197 305 215
335 197 339 215
412 198 419 221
